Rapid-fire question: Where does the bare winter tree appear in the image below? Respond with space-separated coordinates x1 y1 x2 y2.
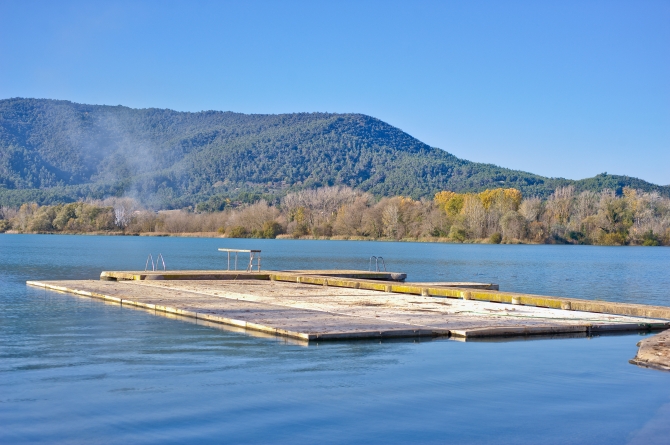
572 191 599 230
227 200 279 232
282 186 367 229
547 186 575 226
519 197 543 223
500 211 526 240
627 190 664 242
333 196 371 236
381 203 400 239
462 195 486 238
0 206 18 220
102 197 140 228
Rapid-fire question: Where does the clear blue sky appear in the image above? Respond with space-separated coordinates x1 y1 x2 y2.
1 0 668 185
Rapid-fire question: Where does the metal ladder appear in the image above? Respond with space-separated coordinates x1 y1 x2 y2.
144 253 166 271
369 256 386 272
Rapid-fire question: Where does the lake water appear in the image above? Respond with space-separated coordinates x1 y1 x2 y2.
1 235 670 444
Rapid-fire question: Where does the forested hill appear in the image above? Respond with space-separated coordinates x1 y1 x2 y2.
1 98 668 208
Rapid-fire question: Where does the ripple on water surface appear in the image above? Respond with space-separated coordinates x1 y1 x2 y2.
1 235 670 444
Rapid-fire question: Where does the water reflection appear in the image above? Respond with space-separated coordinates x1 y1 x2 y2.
3 234 670 305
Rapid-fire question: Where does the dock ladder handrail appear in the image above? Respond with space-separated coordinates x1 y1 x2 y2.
369 256 387 272
145 254 154 271
156 253 166 271
145 253 167 271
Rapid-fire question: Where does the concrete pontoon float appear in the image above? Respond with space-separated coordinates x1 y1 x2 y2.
26 248 670 369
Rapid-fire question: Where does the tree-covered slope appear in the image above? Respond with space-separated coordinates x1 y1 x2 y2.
0 98 667 208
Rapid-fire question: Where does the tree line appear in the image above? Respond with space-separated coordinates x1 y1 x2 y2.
1 185 669 246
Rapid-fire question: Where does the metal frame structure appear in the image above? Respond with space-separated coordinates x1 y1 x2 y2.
218 248 261 272
369 256 386 272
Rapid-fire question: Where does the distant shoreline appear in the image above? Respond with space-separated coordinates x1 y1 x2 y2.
3 230 667 246
3 185 669 246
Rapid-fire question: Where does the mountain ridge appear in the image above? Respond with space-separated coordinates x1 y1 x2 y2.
1 98 667 208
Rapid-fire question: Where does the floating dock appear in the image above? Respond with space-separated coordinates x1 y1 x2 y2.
100 269 410 283
630 329 670 371
27 270 670 344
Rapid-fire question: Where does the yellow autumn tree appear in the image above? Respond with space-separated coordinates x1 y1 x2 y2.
435 188 521 216
434 191 465 216
434 191 456 210
478 188 522 212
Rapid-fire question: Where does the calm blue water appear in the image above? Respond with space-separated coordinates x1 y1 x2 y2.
1 235 669 444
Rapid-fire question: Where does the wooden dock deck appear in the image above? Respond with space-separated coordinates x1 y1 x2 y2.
630 329 670 371
27 270 670 342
